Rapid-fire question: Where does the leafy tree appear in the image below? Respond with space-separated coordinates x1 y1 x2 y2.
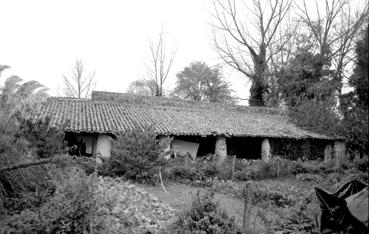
340 26 369 155
126 79 157 96
278 48 337 107
348 26 369 110
277 43 340 137
173 61 235 103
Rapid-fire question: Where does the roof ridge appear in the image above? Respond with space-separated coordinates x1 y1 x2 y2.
47 96 288 116
91 91 288 115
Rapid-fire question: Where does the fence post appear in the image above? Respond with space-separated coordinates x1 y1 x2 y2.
231 155 236 181
242 182 253 230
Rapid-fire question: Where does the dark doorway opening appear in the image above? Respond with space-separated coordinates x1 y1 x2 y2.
167 135 217 157
227 137 262 159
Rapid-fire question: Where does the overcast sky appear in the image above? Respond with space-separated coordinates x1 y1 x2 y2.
0 0 249 100
0 0 365 103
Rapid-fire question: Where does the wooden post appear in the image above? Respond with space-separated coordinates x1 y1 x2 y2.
231 155 236 181
242 182 253 230
184 154 189 167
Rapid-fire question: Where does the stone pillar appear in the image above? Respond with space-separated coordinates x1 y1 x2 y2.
96 134 112 163
261 138 271 162
215 136 227 163
324 144 333 164
158 136 172 159
334 141 346 168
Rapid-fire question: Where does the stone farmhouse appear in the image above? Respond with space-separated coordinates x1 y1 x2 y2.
37 91 346 163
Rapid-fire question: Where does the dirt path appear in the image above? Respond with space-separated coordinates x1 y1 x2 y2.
138 182 265 230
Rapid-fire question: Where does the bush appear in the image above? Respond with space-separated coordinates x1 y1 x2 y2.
92 177 175 233
0 134 52 213
1 165 176 234
17 117 66 158
164 166 205 183
167 190 241 234
101 124 166 184
0 166 94 233
0 116 66 213
193 156 219 178
353 154 369 172
234 158 294 181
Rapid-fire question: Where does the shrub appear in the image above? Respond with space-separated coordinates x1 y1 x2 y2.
164 166 205 183
193 156 219 178
102 124 166 184
92 177 175 233
0 133 52 213
0 116 66 213
17 117 66 158
252 185 296 208
167 190 241 234
234 158 294 181
0 165 176 234
290 159 323 175
353 154 369 172
0 166 94 233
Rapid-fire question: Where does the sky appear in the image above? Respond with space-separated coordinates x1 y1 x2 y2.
0 0 249 101
0 0 365 103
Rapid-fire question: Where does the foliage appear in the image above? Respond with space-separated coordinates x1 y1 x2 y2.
289 99 340 137
234 159 294 181
165 156 334 183
167 190 241 234
173 61 235 104
0 166 94 233
278 46 336 107
16 117 66 158
277 46 341 137
0 116 64 212
353 154 369 172
1 72 48 120
101 124 166 184
349 26 369 110
271 200 319 234
92 177 175 233
127 78 157 96
0 70 54 213
339 26 369 155
164 154 222 184
1 164 176 234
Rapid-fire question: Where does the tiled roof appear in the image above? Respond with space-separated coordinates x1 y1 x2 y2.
91 91 289 115
37 96 334 140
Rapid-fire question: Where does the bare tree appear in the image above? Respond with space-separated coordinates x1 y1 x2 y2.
212 0 293 106
296 0 369 93
145 29 177 97
61 59 96 98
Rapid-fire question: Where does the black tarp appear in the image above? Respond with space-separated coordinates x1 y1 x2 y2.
315 180 368 233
